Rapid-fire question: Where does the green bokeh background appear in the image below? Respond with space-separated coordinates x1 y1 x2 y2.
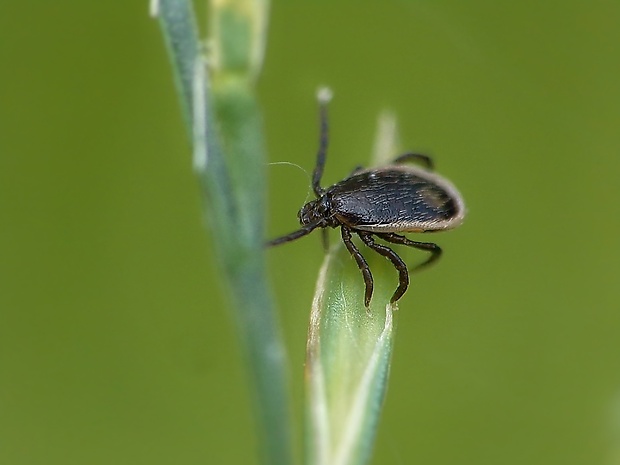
2 2 619 464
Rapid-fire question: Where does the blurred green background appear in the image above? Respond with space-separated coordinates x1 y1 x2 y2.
2 1 620 464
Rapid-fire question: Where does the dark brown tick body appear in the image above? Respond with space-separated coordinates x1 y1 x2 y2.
268 92 466 307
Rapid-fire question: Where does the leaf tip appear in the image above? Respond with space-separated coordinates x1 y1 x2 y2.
149 0 160 18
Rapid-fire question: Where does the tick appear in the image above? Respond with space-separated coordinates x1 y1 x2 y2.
267 91 466 307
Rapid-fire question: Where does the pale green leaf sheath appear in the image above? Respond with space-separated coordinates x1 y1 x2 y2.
306 243 396 465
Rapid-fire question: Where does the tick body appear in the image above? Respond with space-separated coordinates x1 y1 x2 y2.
268 91 465 307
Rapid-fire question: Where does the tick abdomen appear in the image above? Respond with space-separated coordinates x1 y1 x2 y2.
329 167 465 233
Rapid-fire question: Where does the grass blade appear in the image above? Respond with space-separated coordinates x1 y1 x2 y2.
154 2 294 464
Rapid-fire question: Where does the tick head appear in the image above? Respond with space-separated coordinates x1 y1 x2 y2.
298 195 331 226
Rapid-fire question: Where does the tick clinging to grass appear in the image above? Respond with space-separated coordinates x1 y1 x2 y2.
267 90 466 307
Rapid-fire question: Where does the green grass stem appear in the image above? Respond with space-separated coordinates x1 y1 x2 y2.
154 2 293 465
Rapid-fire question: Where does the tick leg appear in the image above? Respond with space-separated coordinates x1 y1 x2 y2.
341 226 373 307
312 89 332 197
266 221 324 247
393 152 434 170
376 233 442 271
358 232 409 304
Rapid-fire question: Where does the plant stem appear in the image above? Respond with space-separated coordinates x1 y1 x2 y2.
155 2 294 464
